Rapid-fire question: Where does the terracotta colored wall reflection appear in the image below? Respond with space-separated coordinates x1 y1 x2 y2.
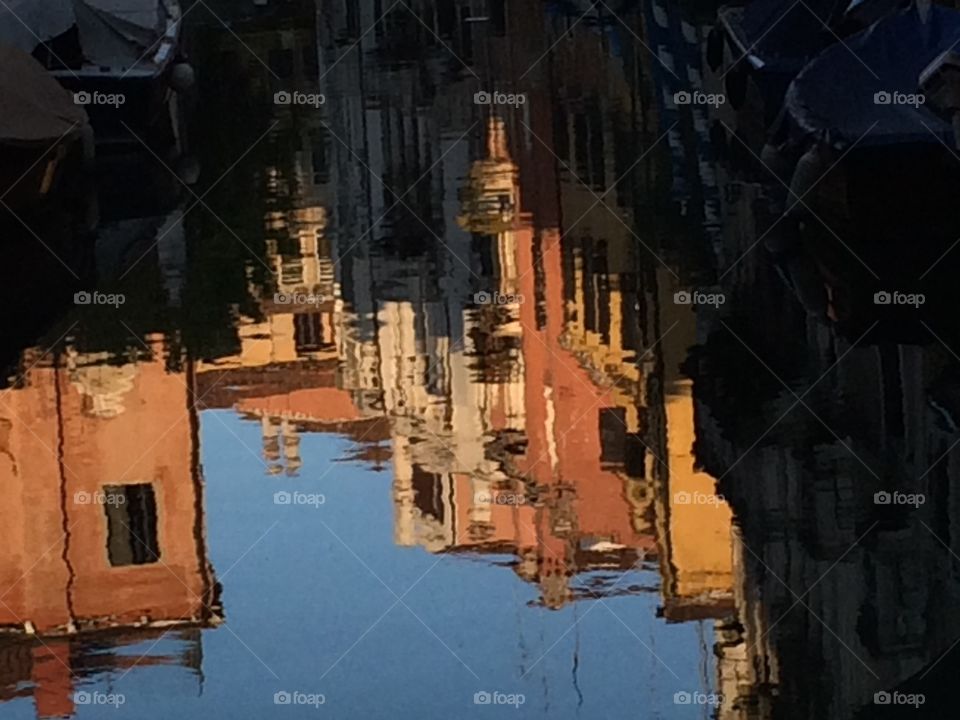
30 642 73 719
0 337 213 634
0 370 71 631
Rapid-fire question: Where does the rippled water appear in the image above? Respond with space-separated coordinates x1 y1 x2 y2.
2 1 960 719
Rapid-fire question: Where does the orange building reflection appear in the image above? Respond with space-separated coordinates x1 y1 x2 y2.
0 335 219 718
382 114 735 611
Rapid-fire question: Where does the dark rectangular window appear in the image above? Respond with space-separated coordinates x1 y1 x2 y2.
582 240 597 334
489 0 507 36
103 484 160 567
533 233 547 331
599 408 627 465
294 312 328 352
412 465 444 524
345 0 360 37
437 0 455 36
456 7 474 62
620 273 639 353
625 434 647 479
597 271 611 345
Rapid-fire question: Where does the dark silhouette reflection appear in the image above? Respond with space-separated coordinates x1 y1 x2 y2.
690 294 960 718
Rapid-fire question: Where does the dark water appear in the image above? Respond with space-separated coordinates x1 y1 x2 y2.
2 1 960 719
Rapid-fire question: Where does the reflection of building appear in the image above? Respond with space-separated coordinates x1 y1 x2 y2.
197 356 390 476
344 87 734 611
0 337 218 718
457 118 521 235
196 134 389 473
0 628 204 720
311 2 738 616
234 0 738 629
190 12 388 475
652 272 735 622
692 236 960 718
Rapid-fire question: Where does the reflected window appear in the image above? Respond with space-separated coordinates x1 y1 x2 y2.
437 0 454 36
624 434 647 479
103 484 160 567
620 274 640 351
457 7 474 61
599 408 627 465
533 234 547 331
412 465 445 525
280 259 305 286
294 312 330 353
345 0 360 37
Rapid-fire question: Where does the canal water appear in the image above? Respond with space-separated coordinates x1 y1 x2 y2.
2 1 960 719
